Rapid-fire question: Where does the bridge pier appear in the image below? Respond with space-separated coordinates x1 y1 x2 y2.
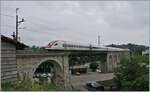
106 51 129 72
61 56 72 90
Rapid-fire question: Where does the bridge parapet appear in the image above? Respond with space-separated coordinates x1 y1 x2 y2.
17 50 71 56
17 50 49 54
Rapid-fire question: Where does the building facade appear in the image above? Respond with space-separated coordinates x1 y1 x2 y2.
1 35 27 83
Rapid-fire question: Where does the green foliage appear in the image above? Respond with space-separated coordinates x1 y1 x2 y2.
1 82 14 91
89 63 99 72
29 45 46 52
114 56 149 91
14 73 33 91
131 74 149 91
107 43 148 55
2 73 63 91
132 55 149 64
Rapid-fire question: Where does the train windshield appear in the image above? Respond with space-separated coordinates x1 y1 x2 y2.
48 41 54 46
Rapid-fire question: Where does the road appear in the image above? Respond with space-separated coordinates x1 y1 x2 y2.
70 72 114 91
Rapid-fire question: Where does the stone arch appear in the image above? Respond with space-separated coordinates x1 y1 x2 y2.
33 58 62 74
109 55 113 72
32 58 64 85
113 54 118 68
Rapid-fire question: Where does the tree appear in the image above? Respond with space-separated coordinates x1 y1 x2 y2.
132 55 149 64
106 43 149 56
114 56 149 91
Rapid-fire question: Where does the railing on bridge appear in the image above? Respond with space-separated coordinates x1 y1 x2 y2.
17 49 49 54
16 49 70 56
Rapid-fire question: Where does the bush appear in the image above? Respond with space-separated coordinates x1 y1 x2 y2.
2 73 63 91
1 82 14 91
114 56 149 91
132 55 149 64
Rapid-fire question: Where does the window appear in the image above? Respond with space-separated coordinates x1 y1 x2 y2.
54 43 58 46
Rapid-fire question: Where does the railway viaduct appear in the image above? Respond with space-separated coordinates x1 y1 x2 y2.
16 49 129 90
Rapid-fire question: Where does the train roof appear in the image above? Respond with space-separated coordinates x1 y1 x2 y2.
45 40 130 52
105 47 129 52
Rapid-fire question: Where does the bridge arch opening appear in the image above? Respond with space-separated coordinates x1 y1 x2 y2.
33 60 62 84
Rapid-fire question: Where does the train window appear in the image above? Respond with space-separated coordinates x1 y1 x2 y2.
54 43 58 46
65 44 68 47
67 44 71 47
63 44 66 47
66 44 68 47
48 42 52 45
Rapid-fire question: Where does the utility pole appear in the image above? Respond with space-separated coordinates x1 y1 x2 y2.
98 35 100 46
15 8 24 42
11 32 16 40
16 8 18 41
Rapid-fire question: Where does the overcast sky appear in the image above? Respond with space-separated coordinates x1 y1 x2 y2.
1 1 149 46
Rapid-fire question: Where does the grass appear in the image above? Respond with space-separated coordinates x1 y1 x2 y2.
1 81 63 91
1 74 64 91
1 82 14 91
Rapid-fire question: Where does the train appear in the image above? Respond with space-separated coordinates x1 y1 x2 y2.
44 40 107 50
44 40 128 51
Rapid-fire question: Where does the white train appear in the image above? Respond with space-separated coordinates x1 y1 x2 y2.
45 40 129 51
45 40 106 50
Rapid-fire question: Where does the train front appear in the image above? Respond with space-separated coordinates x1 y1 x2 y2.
45 40 65 50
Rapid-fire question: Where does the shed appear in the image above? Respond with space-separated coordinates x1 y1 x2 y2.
1 35 28 83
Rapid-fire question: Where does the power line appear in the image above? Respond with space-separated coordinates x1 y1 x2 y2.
0 25 15 28
24 28 52 34
0 13 22 19
1 24 49 34
1 12 60 35
0 13 15 18
23 29 42 33
1 25 45 34
1 13 54 27
1 13 58 32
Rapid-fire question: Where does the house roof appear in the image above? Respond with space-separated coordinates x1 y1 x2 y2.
1 35 28 50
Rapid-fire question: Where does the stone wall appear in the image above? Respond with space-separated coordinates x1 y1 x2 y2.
16 52 71 90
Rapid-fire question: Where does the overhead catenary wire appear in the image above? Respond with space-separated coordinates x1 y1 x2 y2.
0 13 14 18
1 13 59 36
0 25 15 28
1 13 55 29
1 26 44 36
1 24 51 34
0 13 22 19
